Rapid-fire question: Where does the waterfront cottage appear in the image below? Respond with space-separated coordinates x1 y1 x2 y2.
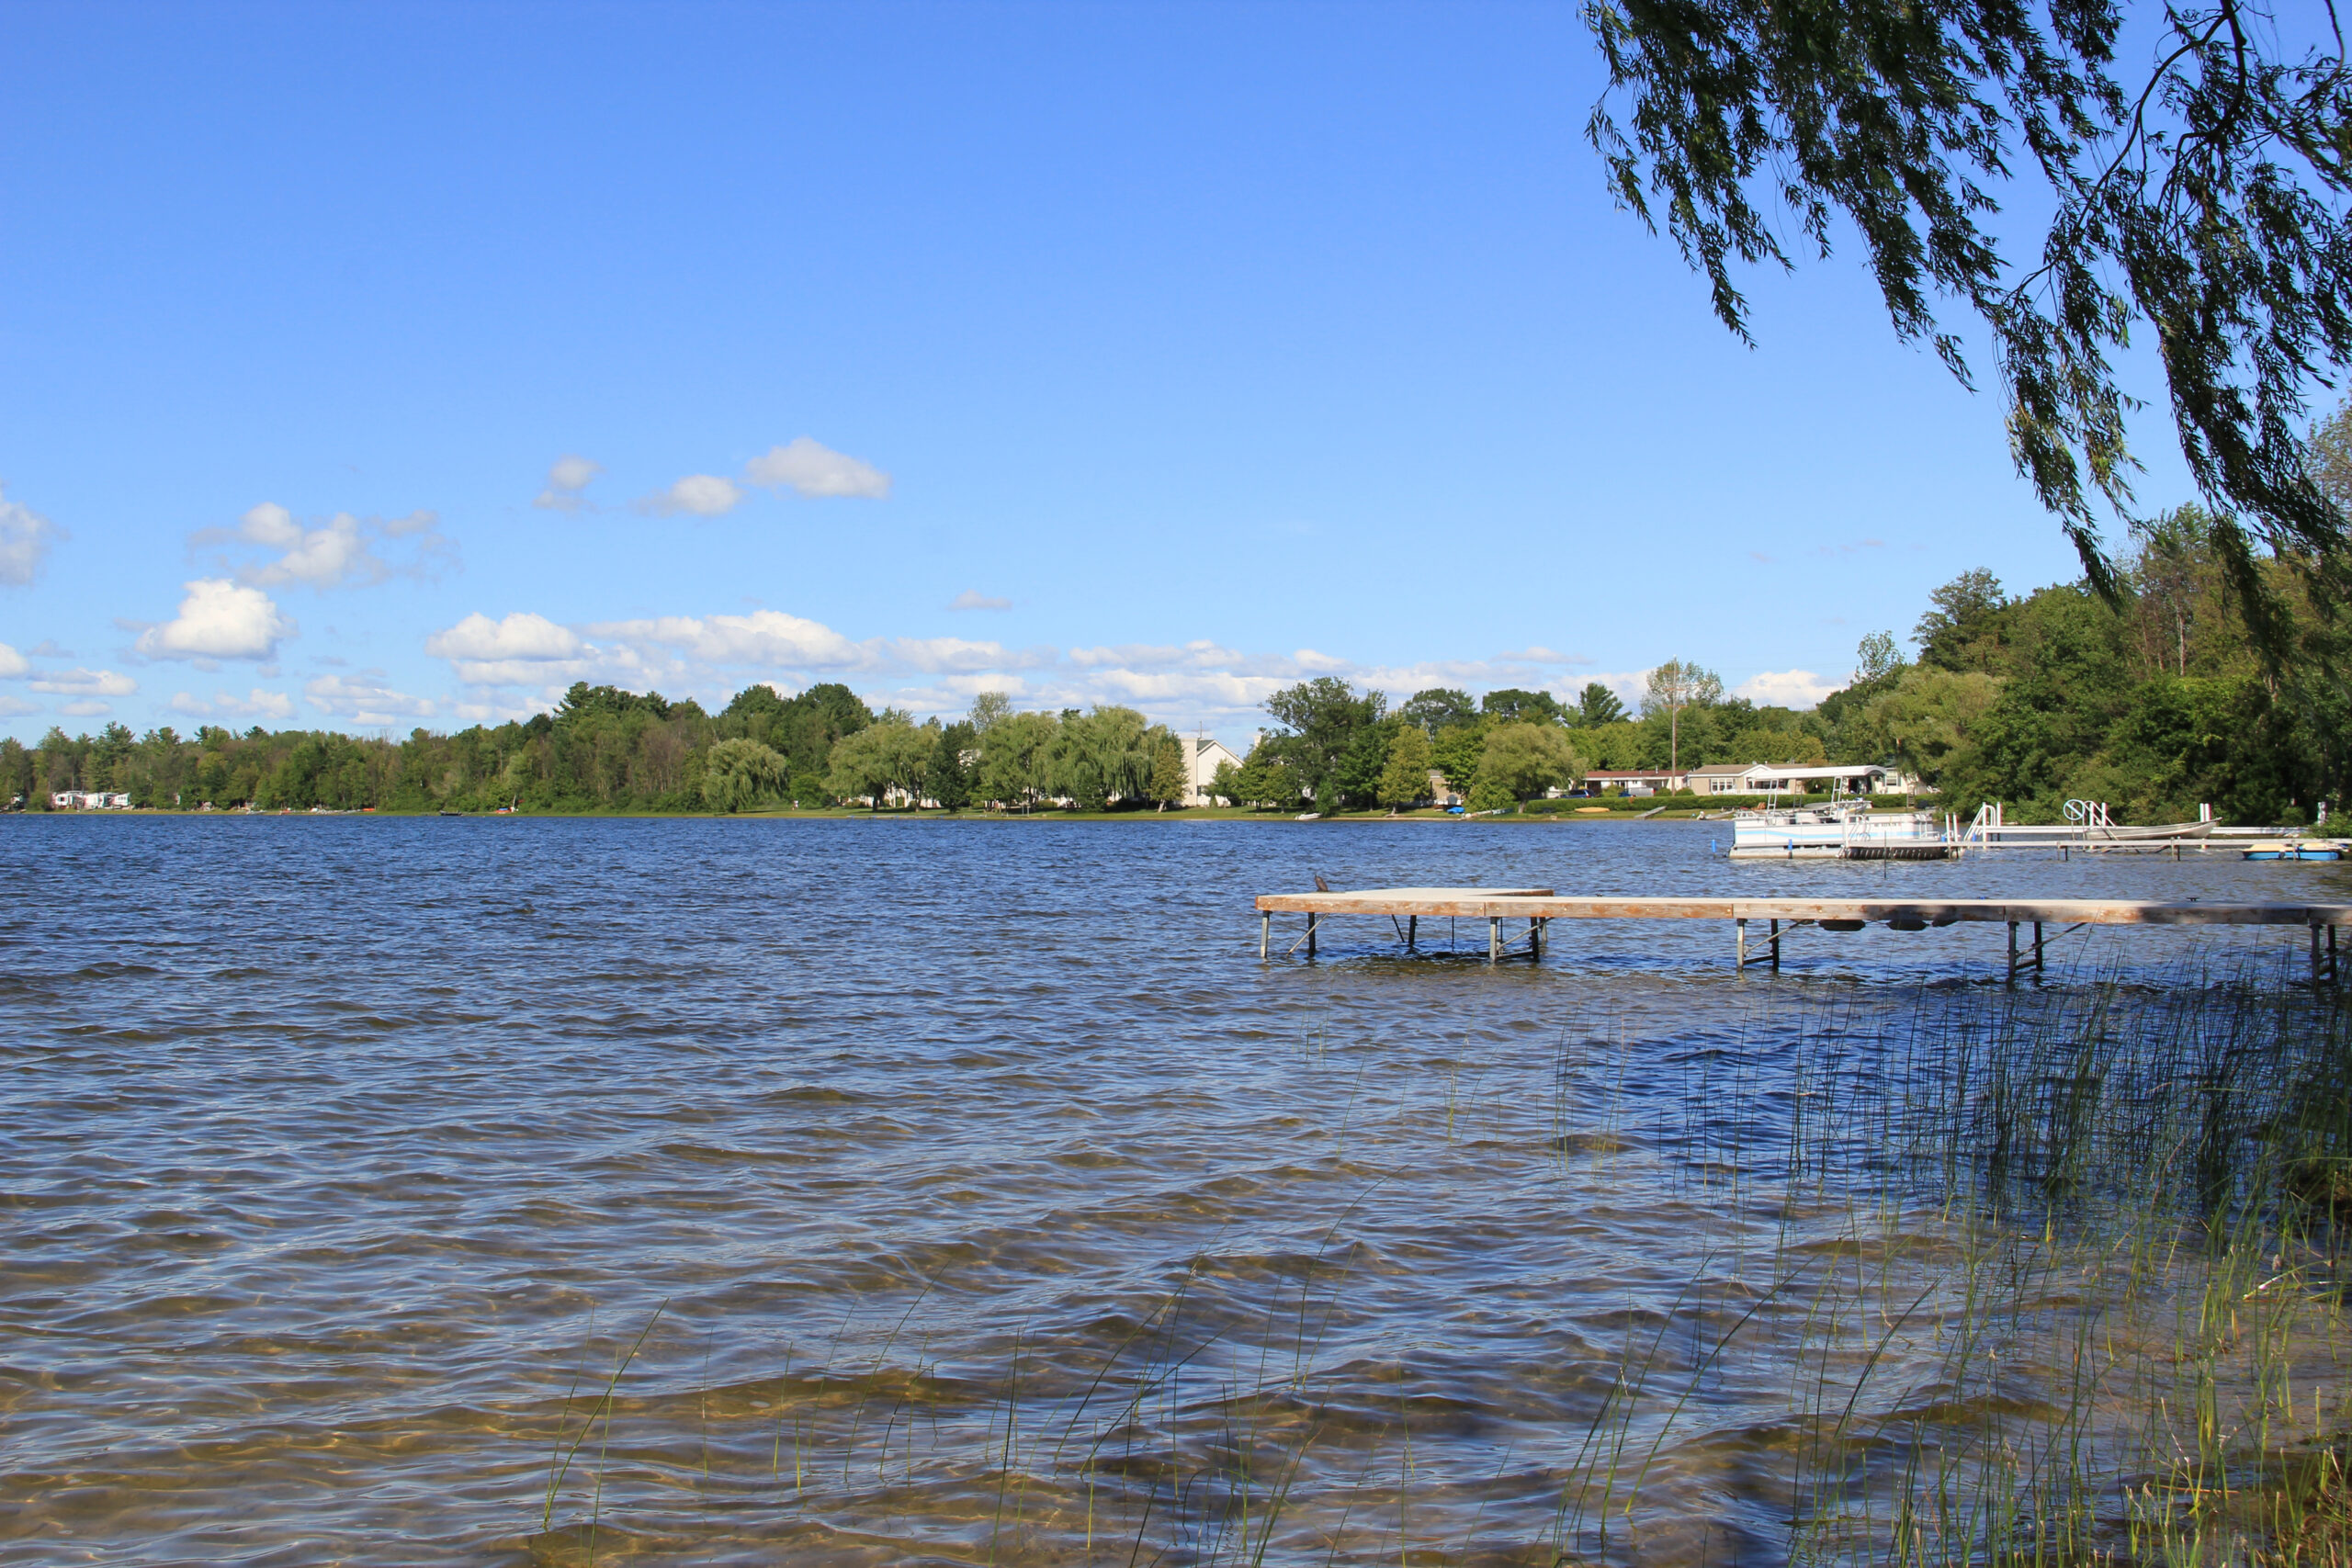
1583 769 1687 796
48 790 131 809
1186 736 1242 806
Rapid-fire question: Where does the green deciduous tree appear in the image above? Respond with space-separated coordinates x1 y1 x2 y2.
1148 734 1188 809
1051 705 1159 810
824 719 933 809
1261 678 1385 809
1589 0 2352 641
1642 660 1723 772
700 737 787 813
1376 724 1434 809
1397 687 1477 736
1855 630 1905 682
1477 722 1586 803
1916 570 2011 671
925 719 977 811
1232 739 1306 811
977 709 1059 812
1862 669 2005 785
1480 688 1564 724
1429 720 1488 802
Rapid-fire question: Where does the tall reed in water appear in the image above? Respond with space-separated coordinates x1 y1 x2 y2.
525 953 2351 1565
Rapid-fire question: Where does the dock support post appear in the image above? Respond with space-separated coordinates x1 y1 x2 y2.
1261 911 1270 961
1306 916 1317 959
1530 919 1544 961
1770 919 1781 970
1487 917 1500 964
2007 921 2019 983
2314 923 2324 986
1736 918 1747 970
1407 915 1417 950
2034 921 2045 974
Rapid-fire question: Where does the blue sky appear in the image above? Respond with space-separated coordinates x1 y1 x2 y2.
0 0 2200 747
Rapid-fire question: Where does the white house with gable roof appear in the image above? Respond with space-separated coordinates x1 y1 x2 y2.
1185 736 1244 806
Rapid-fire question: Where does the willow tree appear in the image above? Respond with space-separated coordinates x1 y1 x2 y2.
1589 0 2352 647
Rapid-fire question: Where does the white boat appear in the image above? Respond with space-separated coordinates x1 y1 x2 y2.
1729 805 1954 861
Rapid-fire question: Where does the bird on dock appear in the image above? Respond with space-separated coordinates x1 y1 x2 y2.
1313 872 1332 892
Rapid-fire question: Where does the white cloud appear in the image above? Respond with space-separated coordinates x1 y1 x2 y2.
446 659 594 688
170 688 296 720
201 502 455 589
884 637 1051 673
637 475 744 517
450 694 548 723
29 667 138 696
950 590 1012 612
306 672 435 725
136 579 297 660
585 612 1056 681
0 694 35 716
56 700 110 717
425 611 582 661
744 437 891 500
0 486 62 586
534 455 605 512
0 641 26 677
1068 640 1246 671
1735 669 1841 709
425 612 594 688
594 609 863 667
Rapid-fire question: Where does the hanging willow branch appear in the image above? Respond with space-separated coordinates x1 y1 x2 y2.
1587 0 2352 654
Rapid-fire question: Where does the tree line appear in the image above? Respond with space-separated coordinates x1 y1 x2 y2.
1215 517 2343 824
0 682 1199 816
1823 510 2346 826
4 513 2343 822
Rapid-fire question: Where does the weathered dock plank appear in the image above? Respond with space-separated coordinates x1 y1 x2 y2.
1257 892 2352 926
1253 887 2352 978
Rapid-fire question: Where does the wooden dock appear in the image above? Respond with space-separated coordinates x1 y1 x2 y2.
1254 887 2351 981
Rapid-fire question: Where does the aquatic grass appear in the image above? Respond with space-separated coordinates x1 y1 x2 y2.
520 959 2351 1566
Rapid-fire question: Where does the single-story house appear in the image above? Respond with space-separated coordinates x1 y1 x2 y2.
1426 769 1464 808
1582 769 1688 796
50 790 131 809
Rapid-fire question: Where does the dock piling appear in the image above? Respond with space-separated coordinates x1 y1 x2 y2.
1254 888 2352 980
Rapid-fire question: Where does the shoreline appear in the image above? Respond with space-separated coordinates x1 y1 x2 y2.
8 805 1780 823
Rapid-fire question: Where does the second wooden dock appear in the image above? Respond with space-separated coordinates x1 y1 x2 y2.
1255 887 2351 981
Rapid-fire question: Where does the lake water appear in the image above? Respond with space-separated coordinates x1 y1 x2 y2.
3 817 2345 1565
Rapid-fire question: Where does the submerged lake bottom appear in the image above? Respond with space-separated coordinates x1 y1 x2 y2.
4 818 2349 1565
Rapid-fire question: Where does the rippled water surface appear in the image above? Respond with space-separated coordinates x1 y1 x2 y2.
4 817 2346 1564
